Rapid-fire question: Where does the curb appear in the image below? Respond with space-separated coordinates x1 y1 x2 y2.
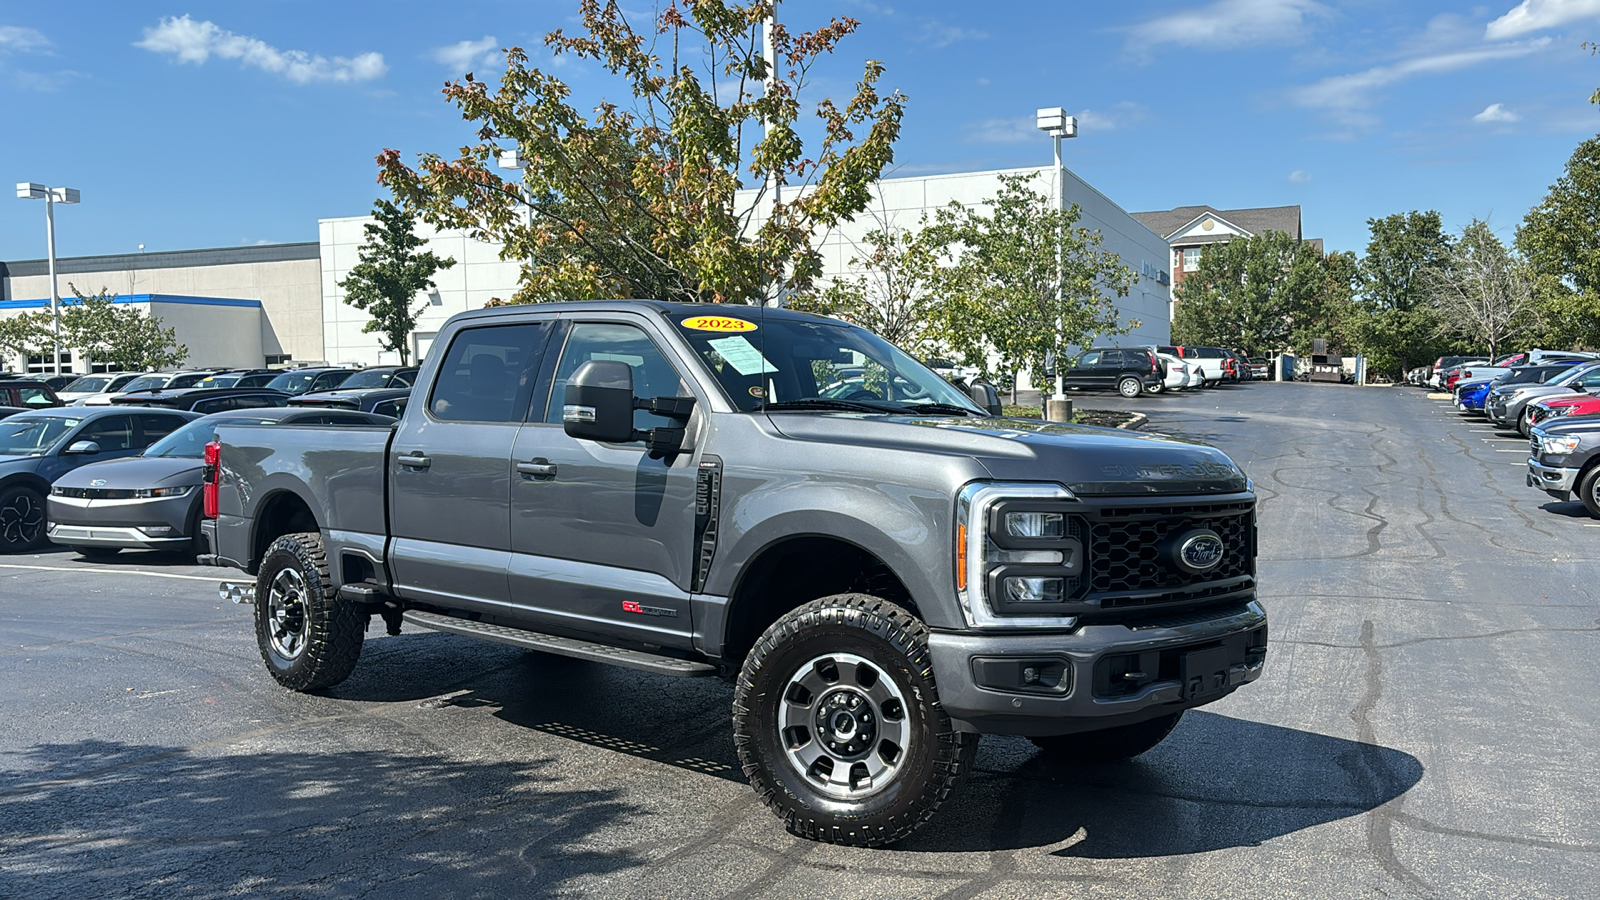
1426 392 1451 400
1118 413 1149 431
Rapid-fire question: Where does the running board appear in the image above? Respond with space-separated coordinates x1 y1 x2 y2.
401 610 717 678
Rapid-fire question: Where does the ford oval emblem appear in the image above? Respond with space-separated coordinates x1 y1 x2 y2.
90 479 107 487
1175 530 1226 573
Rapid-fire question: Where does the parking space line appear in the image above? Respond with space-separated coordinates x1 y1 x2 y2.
1493 449 1525 453
0 564 218 583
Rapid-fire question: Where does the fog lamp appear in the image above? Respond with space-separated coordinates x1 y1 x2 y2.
1003 576 1064 603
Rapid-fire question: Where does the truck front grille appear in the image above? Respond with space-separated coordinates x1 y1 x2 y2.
1079 498 1255 617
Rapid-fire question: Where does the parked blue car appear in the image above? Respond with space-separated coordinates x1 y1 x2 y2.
1457 380 1495 412
0 407 200 552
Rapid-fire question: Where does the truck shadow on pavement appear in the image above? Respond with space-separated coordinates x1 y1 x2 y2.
364 638 1425 859
0 739 640 899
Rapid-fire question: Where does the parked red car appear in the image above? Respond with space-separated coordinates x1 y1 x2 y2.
1528 394 1600 428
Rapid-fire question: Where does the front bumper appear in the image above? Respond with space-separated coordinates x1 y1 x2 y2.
929 601 1268 736
47 494 196 549
1527 459 1578 498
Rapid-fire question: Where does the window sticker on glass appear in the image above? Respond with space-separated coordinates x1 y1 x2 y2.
707 336 778 376
682 315 757 332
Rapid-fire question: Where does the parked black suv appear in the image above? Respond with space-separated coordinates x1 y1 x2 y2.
1062 347 1164 397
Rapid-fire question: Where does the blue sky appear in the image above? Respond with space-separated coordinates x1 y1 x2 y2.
2 0 1599 264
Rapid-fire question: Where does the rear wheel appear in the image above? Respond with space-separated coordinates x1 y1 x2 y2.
1578 466 1600 519
254 532 364 692
1117 376 1143 398
1029 711 1184 763
0 486 48 553
732 594 977 847
1148 381 1166 395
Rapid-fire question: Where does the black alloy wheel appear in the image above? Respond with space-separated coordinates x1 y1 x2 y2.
0 486 48 552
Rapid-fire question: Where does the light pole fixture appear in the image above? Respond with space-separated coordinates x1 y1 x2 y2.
1035 109 1077 402
16 182 80 376
495 150 537 275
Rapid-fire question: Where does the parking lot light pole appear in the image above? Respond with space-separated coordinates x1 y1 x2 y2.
16 182 80 376
1034 109 1076 417
496 150 538 275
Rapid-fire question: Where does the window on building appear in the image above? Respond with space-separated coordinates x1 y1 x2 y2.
25 352 72 374
265 354 293 366
1182 248 1202 272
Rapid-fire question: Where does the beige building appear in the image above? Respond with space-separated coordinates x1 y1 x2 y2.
0 244 322 373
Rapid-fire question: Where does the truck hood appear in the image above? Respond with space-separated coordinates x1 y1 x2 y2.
52 455 203 489
767 413 1247 496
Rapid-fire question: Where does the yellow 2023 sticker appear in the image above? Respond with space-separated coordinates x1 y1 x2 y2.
682 315 757 332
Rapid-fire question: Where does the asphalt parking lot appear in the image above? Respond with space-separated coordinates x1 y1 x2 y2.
2 382 1596 899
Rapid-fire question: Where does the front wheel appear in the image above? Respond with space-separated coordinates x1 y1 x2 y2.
732 594 977 847
1117 376 1143 398
1518 407 1534 437
1029 711 1183 763
0 486 48 553
254 532 364 692
1578 466 1600 519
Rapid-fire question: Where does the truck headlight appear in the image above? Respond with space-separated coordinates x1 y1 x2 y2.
956 484 1082 627
1541 435 1582 455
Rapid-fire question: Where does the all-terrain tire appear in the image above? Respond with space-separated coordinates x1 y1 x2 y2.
1029 711 1183 763
1117 376 1143 398
254 532 363 692
732 594 977 848
1578 466 1600 519
0 485 48 553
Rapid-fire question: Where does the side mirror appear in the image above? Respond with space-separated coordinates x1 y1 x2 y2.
65 440 101 455
968 381 1002 417
563 360 636 443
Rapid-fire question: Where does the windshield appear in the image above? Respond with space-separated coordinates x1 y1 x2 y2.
195 374 241 389
0 415 80 456
62 375 112 393
671 312 983 415
144 415 279 458
266 372 320 393
338 369 397 389
120 374 169 392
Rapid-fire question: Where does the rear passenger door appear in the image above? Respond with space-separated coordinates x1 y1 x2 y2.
387 320 556 612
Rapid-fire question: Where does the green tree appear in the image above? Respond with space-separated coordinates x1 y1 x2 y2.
0 311 51 366
1170 231 1329 354
376 0 905 306
338 200 456 364
61 284 187 371
927 172 1138 386
1347 210 1457 375
790 221 946 353
1518 135 1600 348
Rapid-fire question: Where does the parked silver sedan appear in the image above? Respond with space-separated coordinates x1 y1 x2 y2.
48 407 395 558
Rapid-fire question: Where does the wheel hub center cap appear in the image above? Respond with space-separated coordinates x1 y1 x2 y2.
816 690 876 756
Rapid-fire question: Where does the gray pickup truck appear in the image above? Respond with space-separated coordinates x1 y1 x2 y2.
201 300 1267 847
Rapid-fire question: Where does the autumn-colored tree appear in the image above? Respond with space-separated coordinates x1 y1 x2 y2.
338 201 456 364
378 0 905 306
927 173 1138 388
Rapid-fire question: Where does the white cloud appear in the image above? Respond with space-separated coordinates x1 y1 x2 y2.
1289 169 1313 183
1076 101 1150 132
432 36 499 72
1473 102 1521 122
1291 39 1550 122
1129 0 1329 50
961 116 1037 144
1486 0 1600 39
0 25 50 53
135 15 386 84
917 21 987 49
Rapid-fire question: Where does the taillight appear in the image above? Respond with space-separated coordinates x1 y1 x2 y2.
202 440 220 519
1149 352 1158 374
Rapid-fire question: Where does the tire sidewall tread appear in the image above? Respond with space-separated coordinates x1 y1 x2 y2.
731 593 976 848
254 532 363 692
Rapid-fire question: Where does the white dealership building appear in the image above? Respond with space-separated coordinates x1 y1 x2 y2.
2 165 1171 375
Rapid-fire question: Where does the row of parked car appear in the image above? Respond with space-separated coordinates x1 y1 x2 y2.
1415 350 1600 517
0 364 426 554
928 345 1269 399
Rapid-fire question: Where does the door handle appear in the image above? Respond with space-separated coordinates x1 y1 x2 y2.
517 460 558 478
397 452 432 469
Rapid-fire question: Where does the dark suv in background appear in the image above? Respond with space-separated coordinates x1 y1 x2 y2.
1062 347 1164 397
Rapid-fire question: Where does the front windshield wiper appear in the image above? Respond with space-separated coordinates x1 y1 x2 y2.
896 403 983 417
761 398 902 414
